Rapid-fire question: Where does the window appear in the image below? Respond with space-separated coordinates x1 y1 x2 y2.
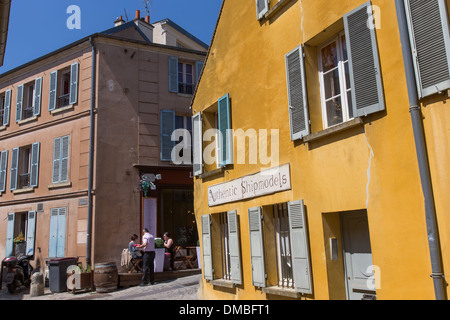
175 115 192 161
48 62 79 111
218 212 232 280
10 142 40 191
18 146 32 189
168 56 204 94
5 211 37 257
0 89 11 127
0 150 7 193
178 62 194 94
52 135 70 184
318 32 353 128
16 78 42 122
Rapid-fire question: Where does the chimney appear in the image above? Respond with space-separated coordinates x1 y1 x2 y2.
145 15 150 24
114 15 125 26
135 10 140 20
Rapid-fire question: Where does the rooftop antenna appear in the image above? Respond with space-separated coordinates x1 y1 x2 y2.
123 8 129 21
143 0 151 18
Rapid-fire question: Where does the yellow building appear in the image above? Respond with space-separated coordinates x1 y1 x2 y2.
191 0 450 300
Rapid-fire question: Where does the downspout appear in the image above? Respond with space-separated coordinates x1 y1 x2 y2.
395 0 447 300
86 36 96 267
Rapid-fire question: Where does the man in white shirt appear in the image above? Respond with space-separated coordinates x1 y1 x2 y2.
136 228 155 285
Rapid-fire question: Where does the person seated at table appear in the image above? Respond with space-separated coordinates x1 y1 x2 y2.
129 234 143 262
163 232 175 270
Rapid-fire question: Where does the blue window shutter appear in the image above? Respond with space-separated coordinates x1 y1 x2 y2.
56 207 67 257
344 1 385 117
9 147 19 191
69 62 79 105
218 93 233 167
201 214 213 280
61 136 70 182
168 56 179 93
26 211 37 256
52 137 61 183
248 206 266 287
3 89 11 126
49 209 58 257
48 71 58 111
227 210 242 285
404 0 450 98
30 142 40 188
192 112 203 176
15 84 23 122
288 200 312 294
285 45 310 140
0 150 8 193
160 110 175 161
5 213 15 257
33 77 42 116
195 61 204 85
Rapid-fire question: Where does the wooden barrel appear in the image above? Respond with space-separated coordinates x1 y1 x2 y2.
94 262 118 293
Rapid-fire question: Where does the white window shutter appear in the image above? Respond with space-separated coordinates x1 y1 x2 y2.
15 84 23 122
168 56 178 93
248 206 266 287
256 0 269 20
49 208 59 258
3 89 11 126
201 214 213 280
285 45 310 140
5 213 15 257
48 71 58 111
227 210 242 285
0 150 7 193
30 142 40 188
404 0 450 98
160 110 175 161
26 211 37 256
288 200 312 294
344 1 385 117
218 93 233 167
192 112 203 176
69 62 79 105
9 147 19 191
56 207 67 257
33 77 42 116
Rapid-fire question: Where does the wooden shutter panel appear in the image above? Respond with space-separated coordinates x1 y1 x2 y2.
3 89 11 126
195 61 204 84
344 1 385 118
5 213 15 257
218 93 233 167
248 206 266 287
49 208 58 257
48 71 58 111
69 62 79 105
0 150 7 192
33 77 42 116
30 142 40 188
288 200 312 294
256 0 269 20
61 136 70 182
57 207 67 257
285 45 310 140
15 84 23 122
160 110 175 161
168 56 178 93
404 0 450 98
201 214 213 280
227 210 242 285
26 211 37 256
52 137 61 183
192 112 203 176
9 147 19 191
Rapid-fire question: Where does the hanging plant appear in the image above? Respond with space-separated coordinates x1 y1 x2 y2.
13 231 25 244
139 175 155 197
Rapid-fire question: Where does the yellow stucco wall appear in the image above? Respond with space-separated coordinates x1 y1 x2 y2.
192 0 449 300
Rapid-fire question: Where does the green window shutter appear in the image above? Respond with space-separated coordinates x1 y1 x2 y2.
227 210 242 285
288 200 312 294
49 71 58 111
0 150 7 193
5 213 15 257
3 89 11 126
201 214 213 281
26 211 37 256
248 206 266 287
30 142 40 188
344 1 385 117
15 84 23 122
404 0 450 98
160 110 175 161
285 45 310 140
69 62 79 105
195 61 204 84
168 56 179 93
218 93 233 167
9 147 19 191
192 112 203 176
256 0 269 20
33 77 42 116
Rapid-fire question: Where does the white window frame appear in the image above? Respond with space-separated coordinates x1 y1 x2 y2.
273 203 294 288
178 62 194 95
318 31 353 129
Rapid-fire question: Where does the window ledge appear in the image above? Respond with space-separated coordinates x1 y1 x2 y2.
51 105 74 115
13 187 34 195
210 279 236 289
0 125 5 131
18 116 38 125
198 167 225 180
262 286 301 298
262 0 293 20
303 117 364 143
48 181 72 189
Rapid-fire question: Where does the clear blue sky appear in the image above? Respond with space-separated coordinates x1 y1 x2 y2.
0 0 222 73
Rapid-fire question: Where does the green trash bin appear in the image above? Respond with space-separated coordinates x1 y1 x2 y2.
48 257 78 293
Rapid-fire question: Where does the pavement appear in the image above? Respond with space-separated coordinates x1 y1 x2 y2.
0 273 202 300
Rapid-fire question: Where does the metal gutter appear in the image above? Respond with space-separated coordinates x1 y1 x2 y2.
395 0 447 300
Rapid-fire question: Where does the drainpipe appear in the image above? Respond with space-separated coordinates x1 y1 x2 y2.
86 36 97 267
395 0 447 300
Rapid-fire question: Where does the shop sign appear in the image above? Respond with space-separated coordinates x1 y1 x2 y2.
207 164 291 207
